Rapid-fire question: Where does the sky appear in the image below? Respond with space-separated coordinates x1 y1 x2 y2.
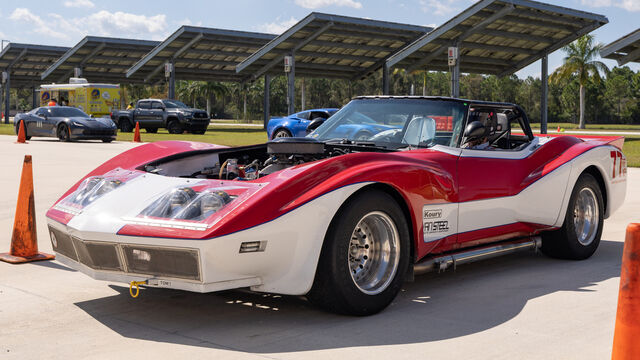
0 0 638 79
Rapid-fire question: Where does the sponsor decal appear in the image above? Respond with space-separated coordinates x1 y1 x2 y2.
41 91 50 102
91 89 100 100
422 204 457 243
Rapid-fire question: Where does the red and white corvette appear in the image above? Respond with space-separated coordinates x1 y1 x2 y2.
46 97 627 315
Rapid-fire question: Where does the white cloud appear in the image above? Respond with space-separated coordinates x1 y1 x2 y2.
9 8 169 42
258 17 299 34
581 0 640 11
419 0 459 16
294 0 362 9
64 0 95 8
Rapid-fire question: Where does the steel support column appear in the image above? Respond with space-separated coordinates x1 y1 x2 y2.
263 74 271 130
382 63 390 95
301 78 306 111
4 72 10 124
287 54 295 115
450 59 460 98
168 60 176 100
32 86 37 108
0 85 3 123
541 55 548 134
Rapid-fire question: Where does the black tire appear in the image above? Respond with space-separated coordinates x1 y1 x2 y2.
541 173 604 260
119 119 133 132
307 190 410 315
272 128 291 139
101 139 113 143
193 130 206 135
145 128 158 133
16 121 31 140
167 120 184 134
57 123 71 142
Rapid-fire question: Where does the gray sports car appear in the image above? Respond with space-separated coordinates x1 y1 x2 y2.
14 106 117 142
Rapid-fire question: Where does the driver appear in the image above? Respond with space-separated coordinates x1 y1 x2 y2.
462 121 492 150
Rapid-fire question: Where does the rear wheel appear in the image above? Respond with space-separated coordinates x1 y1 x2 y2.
101 139 113 143
541 173 604 260
273 129 291 139
145 128 158 133
57 123 71 142
307 190 410 315
193 130 206 135
119 119 133 132
167 120 184 134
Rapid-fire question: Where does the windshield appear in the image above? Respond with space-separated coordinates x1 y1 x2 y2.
163 100 188 108
47 107 89 117
310 99 468 149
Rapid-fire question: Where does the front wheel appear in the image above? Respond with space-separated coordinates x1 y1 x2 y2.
192 130 206 135
273 129 291 139
145 128 158 133
101 138 113 143
307 190 410 315
57 123 71 142
541 173 604 260
167 120 184 134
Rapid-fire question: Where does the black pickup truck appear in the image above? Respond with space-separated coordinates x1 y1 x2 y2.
111 99 209 134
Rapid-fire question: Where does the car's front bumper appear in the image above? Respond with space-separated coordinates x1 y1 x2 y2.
183 118 210 132
71 127 117 140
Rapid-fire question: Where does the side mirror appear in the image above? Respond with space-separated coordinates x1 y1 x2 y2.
463 121 486 144
306 117 326 133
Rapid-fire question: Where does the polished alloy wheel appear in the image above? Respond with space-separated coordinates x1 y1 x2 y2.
573 187 599 246
348 211 400 295
274 130 290 138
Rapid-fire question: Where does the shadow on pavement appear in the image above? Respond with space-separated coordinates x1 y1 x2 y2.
31 260 77 272
74 239 623 353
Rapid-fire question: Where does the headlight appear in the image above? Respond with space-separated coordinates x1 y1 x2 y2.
53 168 138 214
72 121 85 127
140 187 232 221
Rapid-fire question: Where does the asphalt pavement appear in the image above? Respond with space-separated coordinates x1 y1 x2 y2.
0 135 638 360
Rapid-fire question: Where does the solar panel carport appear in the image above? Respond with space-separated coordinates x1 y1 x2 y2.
385 0 608 133
600 28 640 66
40 36 160 84
0 43 69 123
235 12 432 120
126 26 276 100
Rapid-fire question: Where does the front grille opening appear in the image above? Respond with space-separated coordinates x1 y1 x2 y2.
73 238 122 271
122 245 200 281
49 226 77 260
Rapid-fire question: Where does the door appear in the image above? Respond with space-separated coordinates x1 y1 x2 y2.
149 101 165 127
134 101 152 127
29 108 48 136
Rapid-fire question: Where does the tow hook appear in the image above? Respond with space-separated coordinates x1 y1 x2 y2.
129 280 148 298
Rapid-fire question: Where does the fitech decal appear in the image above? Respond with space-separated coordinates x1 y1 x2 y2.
422 204 457 243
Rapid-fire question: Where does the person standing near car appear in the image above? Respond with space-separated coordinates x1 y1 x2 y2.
48 98 57 107
126 102 134 110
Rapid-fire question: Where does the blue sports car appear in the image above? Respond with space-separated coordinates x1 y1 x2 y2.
266 108 338 139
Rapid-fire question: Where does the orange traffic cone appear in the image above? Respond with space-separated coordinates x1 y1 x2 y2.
612 223 640 359
16 120 27 144
0 155 54 264
133 122 141 143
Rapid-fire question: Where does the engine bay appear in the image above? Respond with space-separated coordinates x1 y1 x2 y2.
142 138 394 180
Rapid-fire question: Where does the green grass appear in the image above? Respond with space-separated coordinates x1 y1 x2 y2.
0 124 267 147
2 123 639 167
528 123 640 131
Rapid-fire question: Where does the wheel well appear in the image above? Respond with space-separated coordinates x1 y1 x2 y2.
346 183 416 263
274 127 291 136
118 116 130 124
167 117 179 123
582 165 608 215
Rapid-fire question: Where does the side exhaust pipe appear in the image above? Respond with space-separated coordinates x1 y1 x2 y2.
414 236 542 275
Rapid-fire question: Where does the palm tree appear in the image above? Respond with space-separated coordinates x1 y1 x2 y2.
550 34 608 129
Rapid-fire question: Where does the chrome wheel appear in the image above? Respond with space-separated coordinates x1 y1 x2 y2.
274 129 291 138
348 211 400 295
573 187 599 246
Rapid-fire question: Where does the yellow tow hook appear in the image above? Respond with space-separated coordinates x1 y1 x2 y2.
129 280 147 298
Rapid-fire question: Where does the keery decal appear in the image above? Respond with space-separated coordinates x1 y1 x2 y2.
422 204 457 243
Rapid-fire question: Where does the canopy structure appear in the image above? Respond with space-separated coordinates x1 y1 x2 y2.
385 0 608 133
600 28 640 65
0 42 70 122
236 12 431 116
41 36 159 84
126 25 276 98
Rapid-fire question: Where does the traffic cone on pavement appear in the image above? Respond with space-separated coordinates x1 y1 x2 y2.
612 223 640 359
0 155 54 264
16 120 27 143
133 122 141 143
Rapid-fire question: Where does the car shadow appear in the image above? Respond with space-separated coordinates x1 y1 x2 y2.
73 239 623 353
